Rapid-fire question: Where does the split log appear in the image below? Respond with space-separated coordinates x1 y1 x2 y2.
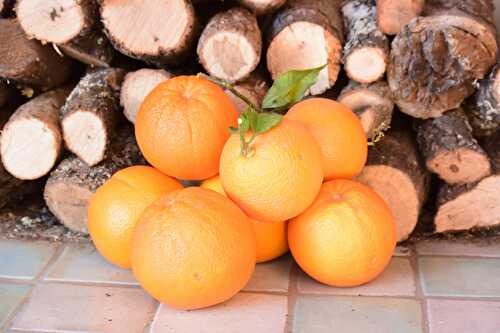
341 0 389 83
44 127 145 233
0 19 74 91
338 80 394 139
416 108 491 184
197 7 261 83
16 0 114 67
356 128 430 242
375 0 425 35
120 68 172 124
225 71 269 114
61 68 125 167
464 64 500 137
236 0 286 15
100 0 199 66
266 0 344 95
434 130 500 233
388 0 498 118
0 88 70 180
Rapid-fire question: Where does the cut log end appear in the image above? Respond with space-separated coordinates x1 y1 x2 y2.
237 0 286 15
376 0 425 35
345 47 387 84
120 68 172 124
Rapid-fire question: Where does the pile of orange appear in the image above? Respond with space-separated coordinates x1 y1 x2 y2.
87 75 396 311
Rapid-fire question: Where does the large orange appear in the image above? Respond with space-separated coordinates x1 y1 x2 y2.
88 166 182 269
131 187 256 310
201 175 288 263
135 75 238 180
286 98 367 179
288 179 396 287
220 118 324 222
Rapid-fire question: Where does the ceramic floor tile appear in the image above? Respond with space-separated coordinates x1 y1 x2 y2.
243 254 292 292
416 240 500 258
0 283 30 329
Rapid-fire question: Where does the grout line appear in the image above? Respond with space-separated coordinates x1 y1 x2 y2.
283 261 299 333
416 254 500 260
410 244 430 333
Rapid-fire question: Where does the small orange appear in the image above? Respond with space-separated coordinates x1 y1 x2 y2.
220 118 324 222
88 166 182 269
288 179 396 287
201 175 288 263
131 187 256 310
135 75 238 180
286 98 367 179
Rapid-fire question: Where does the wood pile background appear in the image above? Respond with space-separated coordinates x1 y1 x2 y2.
0 0 498 241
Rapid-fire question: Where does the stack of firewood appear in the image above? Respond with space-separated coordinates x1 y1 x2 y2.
0 0 498 240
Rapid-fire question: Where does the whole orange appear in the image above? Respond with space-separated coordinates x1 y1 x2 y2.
288 179 396 287
286 98 367 179
220 118 324 222
135 75 238 180
88 166 182 269
131 187 256 310
201 175 288 263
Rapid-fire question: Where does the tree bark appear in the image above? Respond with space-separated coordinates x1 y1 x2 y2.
197 7 261 83
61 68 125 166
43 126 145 233
236 0 286 15
341 0 389 83
387 0 497 118
100 0 199 66
356 127 430 242
416 108 491 184
376 0 425 35
434 130 500 233
1 88 70 180
266 0 344 95
0 19 75 91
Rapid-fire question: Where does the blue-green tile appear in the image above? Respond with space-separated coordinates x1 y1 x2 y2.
0 283 30 328
0 240 57 280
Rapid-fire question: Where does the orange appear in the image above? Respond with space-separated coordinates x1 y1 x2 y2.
220 118 324 222
288 179 396 287
135 75 238 180
286 98 367 179
131 187 256 310
88 166 182 269
201 175 288 263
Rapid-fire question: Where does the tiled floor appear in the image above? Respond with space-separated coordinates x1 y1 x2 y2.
0 240 499 333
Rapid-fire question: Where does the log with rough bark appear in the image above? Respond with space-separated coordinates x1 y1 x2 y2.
61 68 125 167
16 0 114 67
464 64 500 137
416 108 491 185
197 7 261 83
100 0 199 66
266 0 344 95
356 128 430 242
236 0 286 15
44 127 145 233
0 19 74 91
338 80 394 139
120 68 172 124
0 88 70 180
225 71 269 114
376 0 425 35
388 0 498 118
434 130 500 233
341 0 389 83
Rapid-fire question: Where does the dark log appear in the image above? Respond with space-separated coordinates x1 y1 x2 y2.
376 0 425 35
236 0 286 15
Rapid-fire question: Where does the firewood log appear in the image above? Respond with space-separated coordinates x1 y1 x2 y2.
0 88 70 180
341 0 389 83
197 7 261 83
16 0 114 67
225 71 269 114
338 80 394 139
61 68 125 167
464 64 500 137
356 127 430 242
100 0 199 66
416 108 491 185
236 0 286 15
375 0 425 35
0 19 74 91
266 0 344 95
120 68 172 124
434 130 500 233
388 0 498 118
44 126 145 233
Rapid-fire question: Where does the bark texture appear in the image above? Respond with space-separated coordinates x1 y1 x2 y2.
376 0 425 35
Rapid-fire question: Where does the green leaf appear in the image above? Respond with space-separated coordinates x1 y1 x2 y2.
242 108 258 132
255 112 283 134
262 65 326 110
